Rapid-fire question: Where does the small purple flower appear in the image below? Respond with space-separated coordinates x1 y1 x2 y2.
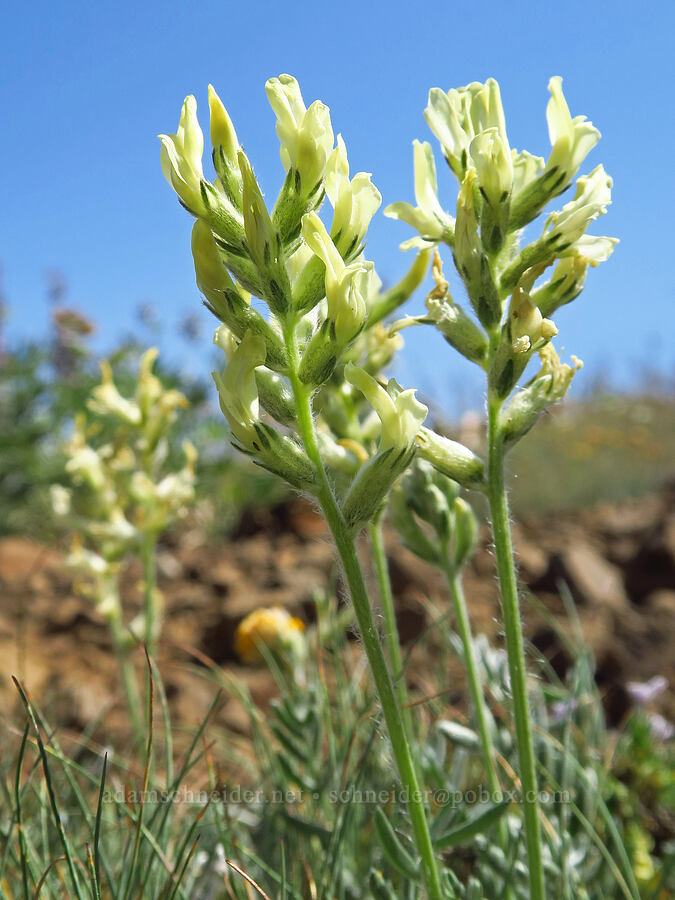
550 698 579 725
648 713 675 741
626 675 668 706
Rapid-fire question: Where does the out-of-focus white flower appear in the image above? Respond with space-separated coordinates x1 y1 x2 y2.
50 484 71 516
67 545 109 577
66 443 107 493
88 361 142 426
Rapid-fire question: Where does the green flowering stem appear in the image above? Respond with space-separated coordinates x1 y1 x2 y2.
441 562 500 796
368 516 414 742
108 603 144 751
487 393 545 900
285 322 443 900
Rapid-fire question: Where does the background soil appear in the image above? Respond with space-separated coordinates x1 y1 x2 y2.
1 484 674 743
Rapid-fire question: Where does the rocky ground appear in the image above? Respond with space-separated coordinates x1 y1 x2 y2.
1 485 674 742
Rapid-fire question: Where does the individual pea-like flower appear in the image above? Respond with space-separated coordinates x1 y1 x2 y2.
511 149 545 196
88 361 142 426
159 95 207 215
50 484 72 517
325 135 382 257
424 78 508 180
384 140 454 248
344 363 427 452
544 76 600 187
65 437 108 493
532 235 619 317
543 165 613 251
235 606 306 665
130 441 197 531
301 212 373 343
265 74 334 194
87 507 138 544
66 543 109 578
212 330 267 448
470 127 513 209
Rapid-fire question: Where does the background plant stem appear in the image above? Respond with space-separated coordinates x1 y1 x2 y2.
108 597 143 751
442 564 500 794
368 517 415 742
142 535 158 660
487 394 545 900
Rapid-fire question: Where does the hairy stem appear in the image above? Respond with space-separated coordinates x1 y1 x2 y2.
285 323 443 900
487 395 545 900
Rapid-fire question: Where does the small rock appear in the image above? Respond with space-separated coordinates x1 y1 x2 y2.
557 542 629 612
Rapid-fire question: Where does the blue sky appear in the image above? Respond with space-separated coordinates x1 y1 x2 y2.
2 0 674 412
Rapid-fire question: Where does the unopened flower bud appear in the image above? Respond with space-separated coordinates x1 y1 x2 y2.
255 367 297 427
452 497 478 569
193 221 288 370
416 426 485 487
207 84 243 211
390 486 442 566
239 152 292 315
